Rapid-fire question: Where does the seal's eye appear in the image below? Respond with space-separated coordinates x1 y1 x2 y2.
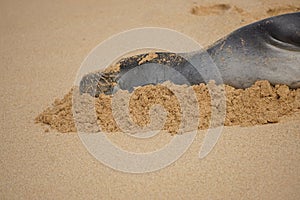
266 12 300 47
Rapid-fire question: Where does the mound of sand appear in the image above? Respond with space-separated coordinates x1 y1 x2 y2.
35 80 300 134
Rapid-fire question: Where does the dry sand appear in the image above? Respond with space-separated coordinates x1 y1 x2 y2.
1 0 300 199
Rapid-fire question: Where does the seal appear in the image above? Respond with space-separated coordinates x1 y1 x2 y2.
207 11 300 89
79 12 300 97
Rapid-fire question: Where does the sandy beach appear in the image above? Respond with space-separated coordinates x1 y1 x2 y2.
1 0 300 199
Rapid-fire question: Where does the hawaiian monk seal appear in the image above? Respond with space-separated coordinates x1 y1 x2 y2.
79 12 300 97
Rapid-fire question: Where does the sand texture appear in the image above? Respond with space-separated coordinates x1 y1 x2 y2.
36 80 300 134
1 0 300 199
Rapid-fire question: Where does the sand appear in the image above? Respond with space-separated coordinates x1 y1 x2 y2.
1 0 300 199
35 80 300 134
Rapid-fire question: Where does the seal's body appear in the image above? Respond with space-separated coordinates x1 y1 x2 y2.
207 12 300 88
79 12 300 97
